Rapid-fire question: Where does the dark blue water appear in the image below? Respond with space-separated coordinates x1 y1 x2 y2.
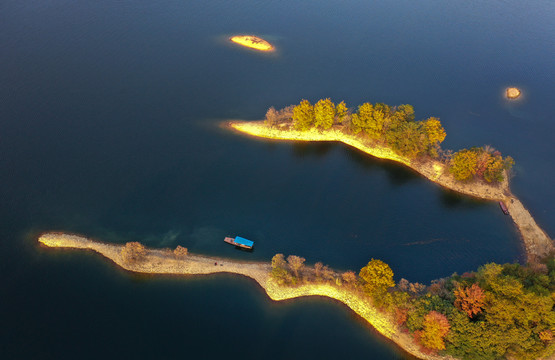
1 1 553 359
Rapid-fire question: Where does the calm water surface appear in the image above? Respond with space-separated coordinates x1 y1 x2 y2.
1 1 553 359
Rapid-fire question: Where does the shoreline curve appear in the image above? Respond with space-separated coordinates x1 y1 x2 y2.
38 232 455 360
228 120 553 262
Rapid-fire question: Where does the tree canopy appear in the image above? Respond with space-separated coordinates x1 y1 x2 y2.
359 258 395 294
265 99 514 182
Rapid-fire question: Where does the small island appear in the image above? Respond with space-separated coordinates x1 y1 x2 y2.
230 35 274 52
39 233 555 360
506 87 521 99
229 99 553 262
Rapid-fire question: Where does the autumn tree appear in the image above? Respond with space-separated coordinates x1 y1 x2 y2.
415 311 450 351
293 100 314 131
265 107 279 127
422 117 446 157
342 271 358 285
320 264 335 281
352 102 389 138
350 102 373 134
454 284 485 318
314 262 323 280
389 121 427 158
335 101 349 124
173 245 188 257
449 149 478 181
287 255 306 279
313 98 335 130
121 242 146 263
272 253 287 269
370 103 390 136
483 154 514 183
270 253 292 284
423 117 446 145
392 104 415 122
359 259 395 295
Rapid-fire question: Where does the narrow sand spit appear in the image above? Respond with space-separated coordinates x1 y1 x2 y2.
229 121 553 262
38 232 456 360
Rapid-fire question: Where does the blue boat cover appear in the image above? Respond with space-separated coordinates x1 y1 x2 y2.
235 236 254 247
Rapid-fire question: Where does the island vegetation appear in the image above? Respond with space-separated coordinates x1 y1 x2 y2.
269 252 555 360
264 99 514 183
39 233 555 360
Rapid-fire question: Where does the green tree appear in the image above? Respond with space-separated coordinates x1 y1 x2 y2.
293 100 315 130
359 259 395 295
450 149 478 181
313 98 335 129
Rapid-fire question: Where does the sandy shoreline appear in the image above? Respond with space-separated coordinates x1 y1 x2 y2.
39 232 456 360
228 121 553 262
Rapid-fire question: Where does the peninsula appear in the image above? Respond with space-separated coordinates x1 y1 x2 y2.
37 233 423 358
39 233 555 360
230 35 274 52
228 99 553 262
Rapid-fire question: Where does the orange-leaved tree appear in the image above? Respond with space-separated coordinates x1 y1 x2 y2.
454 283 485 317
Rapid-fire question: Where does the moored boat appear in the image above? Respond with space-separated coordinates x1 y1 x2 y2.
499 201 509 215
224 236 254 249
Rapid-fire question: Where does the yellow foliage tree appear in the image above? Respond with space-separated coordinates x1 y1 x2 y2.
359 259 395 294
416 311 450 351
293 100 314 131
423 117 446 145
335 101 348 124
314 98 335 130
449 149 478 181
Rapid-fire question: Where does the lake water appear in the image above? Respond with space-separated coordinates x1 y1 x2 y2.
1 1 553 358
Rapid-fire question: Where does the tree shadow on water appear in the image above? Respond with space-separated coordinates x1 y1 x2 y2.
440 189 490 209
291 142 334 158
341 147 419 186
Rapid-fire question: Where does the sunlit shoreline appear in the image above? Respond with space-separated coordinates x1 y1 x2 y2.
230 35 274 52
